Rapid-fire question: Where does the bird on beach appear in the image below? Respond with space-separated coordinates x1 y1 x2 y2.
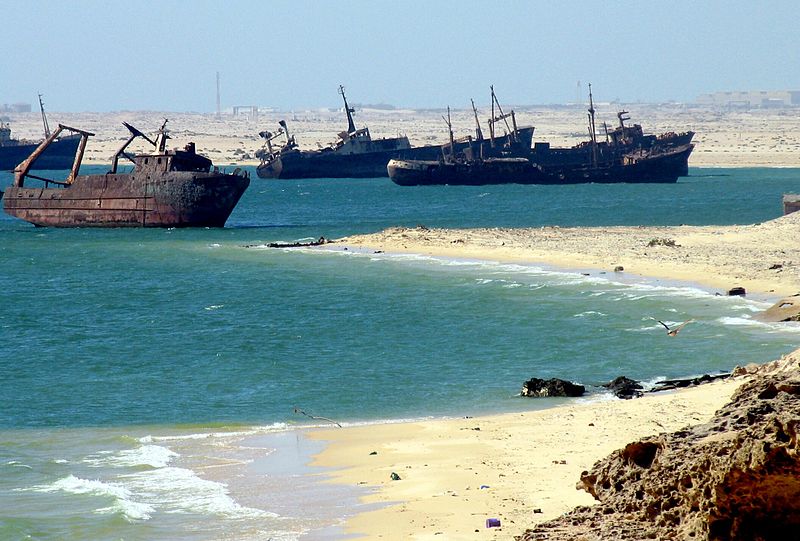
653 318 695 337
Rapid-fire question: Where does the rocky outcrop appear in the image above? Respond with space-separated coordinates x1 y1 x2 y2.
603 376 643 399
521 378 585 398
518 354 800 541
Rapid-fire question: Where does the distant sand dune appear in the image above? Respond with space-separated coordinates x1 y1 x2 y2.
4 105 799 167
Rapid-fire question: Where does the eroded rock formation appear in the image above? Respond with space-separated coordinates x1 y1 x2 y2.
518 354 800 541
603 376 643 399
521 378 586 398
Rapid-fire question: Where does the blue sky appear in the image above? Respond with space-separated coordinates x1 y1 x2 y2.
2 0 797 111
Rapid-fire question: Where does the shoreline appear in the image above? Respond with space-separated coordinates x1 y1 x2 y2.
330 212 800 298
307 377 747 539
320 244 783 306
297 217 800 538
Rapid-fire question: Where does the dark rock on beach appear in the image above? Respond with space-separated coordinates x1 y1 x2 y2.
727 286 746 296
517 354 800 541
521 378 585 398
652 372 731 392
603 376 643 399
267 236 330 248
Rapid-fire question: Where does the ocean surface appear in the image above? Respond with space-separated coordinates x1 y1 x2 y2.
2 166 800 540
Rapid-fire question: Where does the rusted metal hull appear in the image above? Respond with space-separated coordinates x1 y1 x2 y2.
532 131 695 176
3 172 250 227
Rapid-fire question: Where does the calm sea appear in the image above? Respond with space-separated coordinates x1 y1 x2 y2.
2 167 799 539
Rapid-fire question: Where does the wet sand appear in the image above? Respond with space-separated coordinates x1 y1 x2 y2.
335 210 800 298
308 379 745 539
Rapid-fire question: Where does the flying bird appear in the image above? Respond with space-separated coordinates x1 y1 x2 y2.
654 318 695 337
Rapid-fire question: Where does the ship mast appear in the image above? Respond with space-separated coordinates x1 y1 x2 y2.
38 93 51 139
489 88 496 147
442 106 455 160
470 98 484 142
489 86 518 145
587 83 598 168
338 85 357 134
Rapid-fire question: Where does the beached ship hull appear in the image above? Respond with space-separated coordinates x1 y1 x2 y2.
3 172 250 227
256 127 535 179
388 144 694 186
0 133 82 171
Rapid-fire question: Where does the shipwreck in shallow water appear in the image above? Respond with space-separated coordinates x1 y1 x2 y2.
2 121 250 228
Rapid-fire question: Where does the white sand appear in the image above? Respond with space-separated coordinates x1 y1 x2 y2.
336 211 800 298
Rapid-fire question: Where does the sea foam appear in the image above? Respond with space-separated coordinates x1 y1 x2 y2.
28 475 154 522
120 466 276 519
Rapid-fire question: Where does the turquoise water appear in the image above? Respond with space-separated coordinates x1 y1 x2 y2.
2 167 800 539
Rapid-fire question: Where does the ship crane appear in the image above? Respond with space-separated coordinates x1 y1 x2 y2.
338 85 357 134
38 93 51 139
617 110 631 129
259 120 289 155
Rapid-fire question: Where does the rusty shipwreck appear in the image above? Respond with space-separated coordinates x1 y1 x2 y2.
2 121 250 227
255 85 534 179
387 88 694 186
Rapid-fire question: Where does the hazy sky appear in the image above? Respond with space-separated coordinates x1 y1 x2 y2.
2 0 797 112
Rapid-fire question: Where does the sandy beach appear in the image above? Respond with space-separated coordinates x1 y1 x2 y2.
334 211 800 298
302 210 800 539
310 380 743 539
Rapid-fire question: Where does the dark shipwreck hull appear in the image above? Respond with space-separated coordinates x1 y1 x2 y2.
388 144 694 186
256 127 535 179
532 131 694 166
0 134 82 171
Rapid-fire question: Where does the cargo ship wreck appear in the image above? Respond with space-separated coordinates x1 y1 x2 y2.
388 144 693 186
531 85 694 176
0 95 82 171
387 86 694 186
2 121 250 227
255 86 534 179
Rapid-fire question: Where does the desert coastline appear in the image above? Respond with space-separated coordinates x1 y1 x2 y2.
4 103 800 169
302 210 800 539
5 104 800 538
333 210 800 299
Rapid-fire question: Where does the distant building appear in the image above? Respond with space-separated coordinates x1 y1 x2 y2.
231 105 259 121
696 90 800 108
1 103 32 113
